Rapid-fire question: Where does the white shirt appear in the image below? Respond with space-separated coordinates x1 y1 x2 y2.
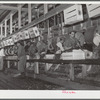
93 33 100 46
56 42 64 51
0 49 5 56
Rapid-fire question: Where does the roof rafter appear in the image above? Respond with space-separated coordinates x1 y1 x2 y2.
0 4 28 24
0 5 28 11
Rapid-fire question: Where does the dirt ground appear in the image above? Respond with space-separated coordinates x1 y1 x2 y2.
0 69 66 90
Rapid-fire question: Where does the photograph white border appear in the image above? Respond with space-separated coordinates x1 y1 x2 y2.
0 1 100 99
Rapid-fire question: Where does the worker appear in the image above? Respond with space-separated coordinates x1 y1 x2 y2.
24 41 31 69
53 37 65 71
27 41 37 71
75 31 85 47
36 36 47 59
28 41 37 59
24 41 31 55
32 36 47 74
13 40 26 77
56 37 64 54
93 27 100 59
47 37 54 54
62 31 81 79
84 26 100 76
0 48 5 71
64 30 81 51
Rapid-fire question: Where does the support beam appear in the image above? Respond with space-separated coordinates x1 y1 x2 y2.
54 15 56 26
60 12 64 34
82 64 87 78
69 64 74 81
5 19 7 37
34 54 39 74
18 5 22 29
0 4 27 24
0 11 15 25
28 4 32 23
0 24 3 38
44 4 48 14
37 9 39 18
10 13 13 34
2 4 74 39
47 19 50 37
0 5 28 11
7 61 10 68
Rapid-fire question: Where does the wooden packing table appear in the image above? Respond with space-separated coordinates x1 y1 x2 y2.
26 59 100 65
27 59 100 80
4 57 100 81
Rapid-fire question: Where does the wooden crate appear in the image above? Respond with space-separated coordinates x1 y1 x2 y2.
86 4 100 18
64 4 83 25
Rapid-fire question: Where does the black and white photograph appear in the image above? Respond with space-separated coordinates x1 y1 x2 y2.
0 1 100 99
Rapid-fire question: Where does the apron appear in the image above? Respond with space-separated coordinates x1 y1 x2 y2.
18 55 26 73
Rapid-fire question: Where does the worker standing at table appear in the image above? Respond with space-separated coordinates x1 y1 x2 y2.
0 48 5 71
64 30 81 51
53 37 65 71
27 41 37 71
13 40 26 77
25 41 31 55
36 36 47 59
25 41 31 68
56 37 64 54
63 31 81 80
93 27 100 59
75 31 85 47
88 26 100 75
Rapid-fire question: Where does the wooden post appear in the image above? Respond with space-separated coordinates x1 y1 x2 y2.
45 63 48 71
69 64 74 81
10 13 13 34
14 62 17 67
26 55 30 69
0 24 3 39
5 19 7 37
82 64 87 78
44 4 48 15
44 4 48 28
47 19 49 36
28 4 32 23
7 61 10 68
34 53 39 74
45 63 52 71
54 15 56 26
73 26 75 30
18 5 21 29
35 61 39 74
35 7 39 19
60 12 63 34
